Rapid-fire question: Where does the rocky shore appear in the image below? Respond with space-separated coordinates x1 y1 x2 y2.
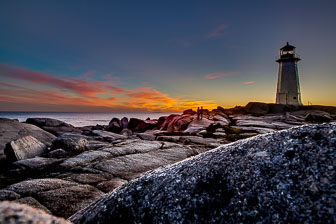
0 102 335 223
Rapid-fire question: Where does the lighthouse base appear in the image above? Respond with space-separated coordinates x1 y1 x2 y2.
276 93 302 105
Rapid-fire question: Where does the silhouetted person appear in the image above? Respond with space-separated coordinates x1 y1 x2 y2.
197 107 200 120
200 106 203 120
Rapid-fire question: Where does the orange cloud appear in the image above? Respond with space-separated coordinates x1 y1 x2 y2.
0 64 219 112
204 72 238 79
242 81 255 85
0 64 224 112
0 82 118 107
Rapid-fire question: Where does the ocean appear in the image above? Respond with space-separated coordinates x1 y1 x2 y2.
0 112 172 127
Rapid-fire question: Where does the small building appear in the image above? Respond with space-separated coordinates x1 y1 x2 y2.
276 42 302 105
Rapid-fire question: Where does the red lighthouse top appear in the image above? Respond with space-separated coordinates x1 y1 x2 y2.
277 42 300 61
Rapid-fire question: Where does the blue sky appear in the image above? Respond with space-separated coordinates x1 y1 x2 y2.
0 0 335 111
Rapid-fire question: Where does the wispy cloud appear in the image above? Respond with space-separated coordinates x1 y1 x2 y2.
0 63 125 96
204 72 238 80
242 81 255 85
79 71 95 81
206 24 228 39
0 63 218 112
102 73 120 81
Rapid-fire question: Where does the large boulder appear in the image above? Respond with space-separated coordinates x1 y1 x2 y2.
128 118 147 132
184 118 213 135
144 119 158 130
26 118 72 128
156 116 167 130
128 118 156 133
121 117 129 129
70 123 336 224
0 201 70 224
183 109 196 115
106 118 122 133
4 136 47 161
0 118 56 161
160 114 180 131
51 134 88 153
166 115 194 132
244 102 270 115
26 118 81 136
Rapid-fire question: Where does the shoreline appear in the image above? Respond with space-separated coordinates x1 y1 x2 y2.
0 102 335 220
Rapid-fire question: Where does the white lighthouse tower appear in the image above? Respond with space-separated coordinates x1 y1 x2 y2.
276 42 302 105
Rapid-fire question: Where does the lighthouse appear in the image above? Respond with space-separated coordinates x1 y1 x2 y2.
276 42 302 105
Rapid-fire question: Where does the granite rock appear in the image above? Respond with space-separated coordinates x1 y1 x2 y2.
51 134 89 153
0 201 70 224
70 123 336 224
4 136 47 161
0 118 56 161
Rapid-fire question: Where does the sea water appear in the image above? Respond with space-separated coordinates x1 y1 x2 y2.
0 112 172 127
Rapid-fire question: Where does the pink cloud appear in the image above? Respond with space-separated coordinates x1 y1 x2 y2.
0 63 220 112
206 24 228 39
79 71 95 81
242 81 255 85
0 63 124 96
204 72 238 80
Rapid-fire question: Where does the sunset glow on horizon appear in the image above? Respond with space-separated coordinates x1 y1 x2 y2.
1 1 335 112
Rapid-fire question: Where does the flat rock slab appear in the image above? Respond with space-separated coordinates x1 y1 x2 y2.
92 130 127 140
93 145 198 179
59 150 112 169
70 123 336 224
187 118 213 129
230 125 276 134
0 201 70 224
4 136 47 161
6 178 78 196
13 157 63 170
67 173 111 185
136 133 156 141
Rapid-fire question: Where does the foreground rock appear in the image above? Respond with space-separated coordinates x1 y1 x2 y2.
0 138 215 218
70 123 336 224
4 136 47 161
0 201 70 224
5 178 104 218
0 118 56 161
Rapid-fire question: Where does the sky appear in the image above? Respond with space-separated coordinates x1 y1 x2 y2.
0 0 335 112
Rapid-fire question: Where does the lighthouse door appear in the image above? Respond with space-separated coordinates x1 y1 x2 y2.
278 93 287 104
